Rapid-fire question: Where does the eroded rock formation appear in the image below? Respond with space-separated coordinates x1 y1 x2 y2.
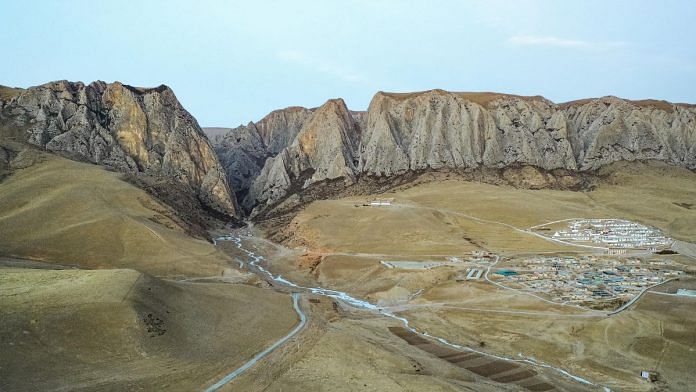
0 81 239 218
240 90 696 213
245 98 360 210
206 106 315 209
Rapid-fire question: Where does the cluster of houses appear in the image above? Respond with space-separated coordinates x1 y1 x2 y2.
551 219 672 249
494 255 684 305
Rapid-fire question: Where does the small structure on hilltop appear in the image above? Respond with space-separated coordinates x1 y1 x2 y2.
370 198 394 206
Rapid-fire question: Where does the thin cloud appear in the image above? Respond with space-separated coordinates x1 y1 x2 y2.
276 50 366 83
508 35 626 50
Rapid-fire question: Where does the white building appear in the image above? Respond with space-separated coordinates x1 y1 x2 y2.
370 198 393 206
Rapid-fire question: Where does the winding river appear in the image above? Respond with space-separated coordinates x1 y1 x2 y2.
208 234 609 391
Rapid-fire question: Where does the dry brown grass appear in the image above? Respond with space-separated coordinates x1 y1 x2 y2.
0 154 232 277
0 86 24 101
0 268 297 391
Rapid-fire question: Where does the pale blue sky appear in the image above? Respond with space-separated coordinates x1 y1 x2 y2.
3 0 695 126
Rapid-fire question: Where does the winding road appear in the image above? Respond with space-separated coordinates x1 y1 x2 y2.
608 278 677 316
205 234 605 391
204 292 307 392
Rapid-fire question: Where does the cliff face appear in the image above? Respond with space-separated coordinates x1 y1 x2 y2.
0 81 239 219
207 122 267 202
245 99 359 209
206 106 315 209
242 90 696 213
359 90 577 175
562 97 696 170
255 106 315 155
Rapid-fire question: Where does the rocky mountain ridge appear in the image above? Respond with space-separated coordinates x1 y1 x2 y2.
246 98 360 211
205 106 315 204
0 80 239 219
210 89 696 215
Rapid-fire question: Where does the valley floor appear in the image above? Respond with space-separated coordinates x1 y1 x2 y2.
242 161 696 391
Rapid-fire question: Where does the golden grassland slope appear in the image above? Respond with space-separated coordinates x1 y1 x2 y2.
281 161 696 256
393 161 696 241
0 268 297 391
0 154 231 277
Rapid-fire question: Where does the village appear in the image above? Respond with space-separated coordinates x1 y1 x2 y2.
548 219 673 249
372 208 688 310
491 255 685 308
379 245 688 310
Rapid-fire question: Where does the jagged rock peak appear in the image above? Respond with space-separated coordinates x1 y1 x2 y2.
0 80 240 218
255 106 315 155
360 89 577 175
207 121 267 203
244 98 360 210
243 89 696 215
204 105 316 208
294 98 360 181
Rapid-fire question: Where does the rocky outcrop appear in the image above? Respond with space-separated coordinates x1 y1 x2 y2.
562 97 696 170
245 99 360 209
245 90 696 214
359 90 577 175
0 80 239 219
207 122 267 202
206 106 315 209
255 106 314 155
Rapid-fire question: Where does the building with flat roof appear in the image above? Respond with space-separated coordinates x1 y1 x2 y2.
676 289 696 297
370 198 393 206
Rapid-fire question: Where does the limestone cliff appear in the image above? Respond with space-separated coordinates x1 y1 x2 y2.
244 90 696 214
562 97 696 170
245 99 359 210
359 90 577 175
255 106 315 155
0 81 239 219
205 106 314 208
207 122 267 202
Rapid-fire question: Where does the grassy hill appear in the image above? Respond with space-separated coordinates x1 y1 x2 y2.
0 268 297 391
0 152 231 277
0 147 299 390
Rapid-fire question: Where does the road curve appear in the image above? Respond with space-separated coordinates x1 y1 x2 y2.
608 278 677 316
204 292 307 392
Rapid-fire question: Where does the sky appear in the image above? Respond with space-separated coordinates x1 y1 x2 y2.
2 0 696 126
